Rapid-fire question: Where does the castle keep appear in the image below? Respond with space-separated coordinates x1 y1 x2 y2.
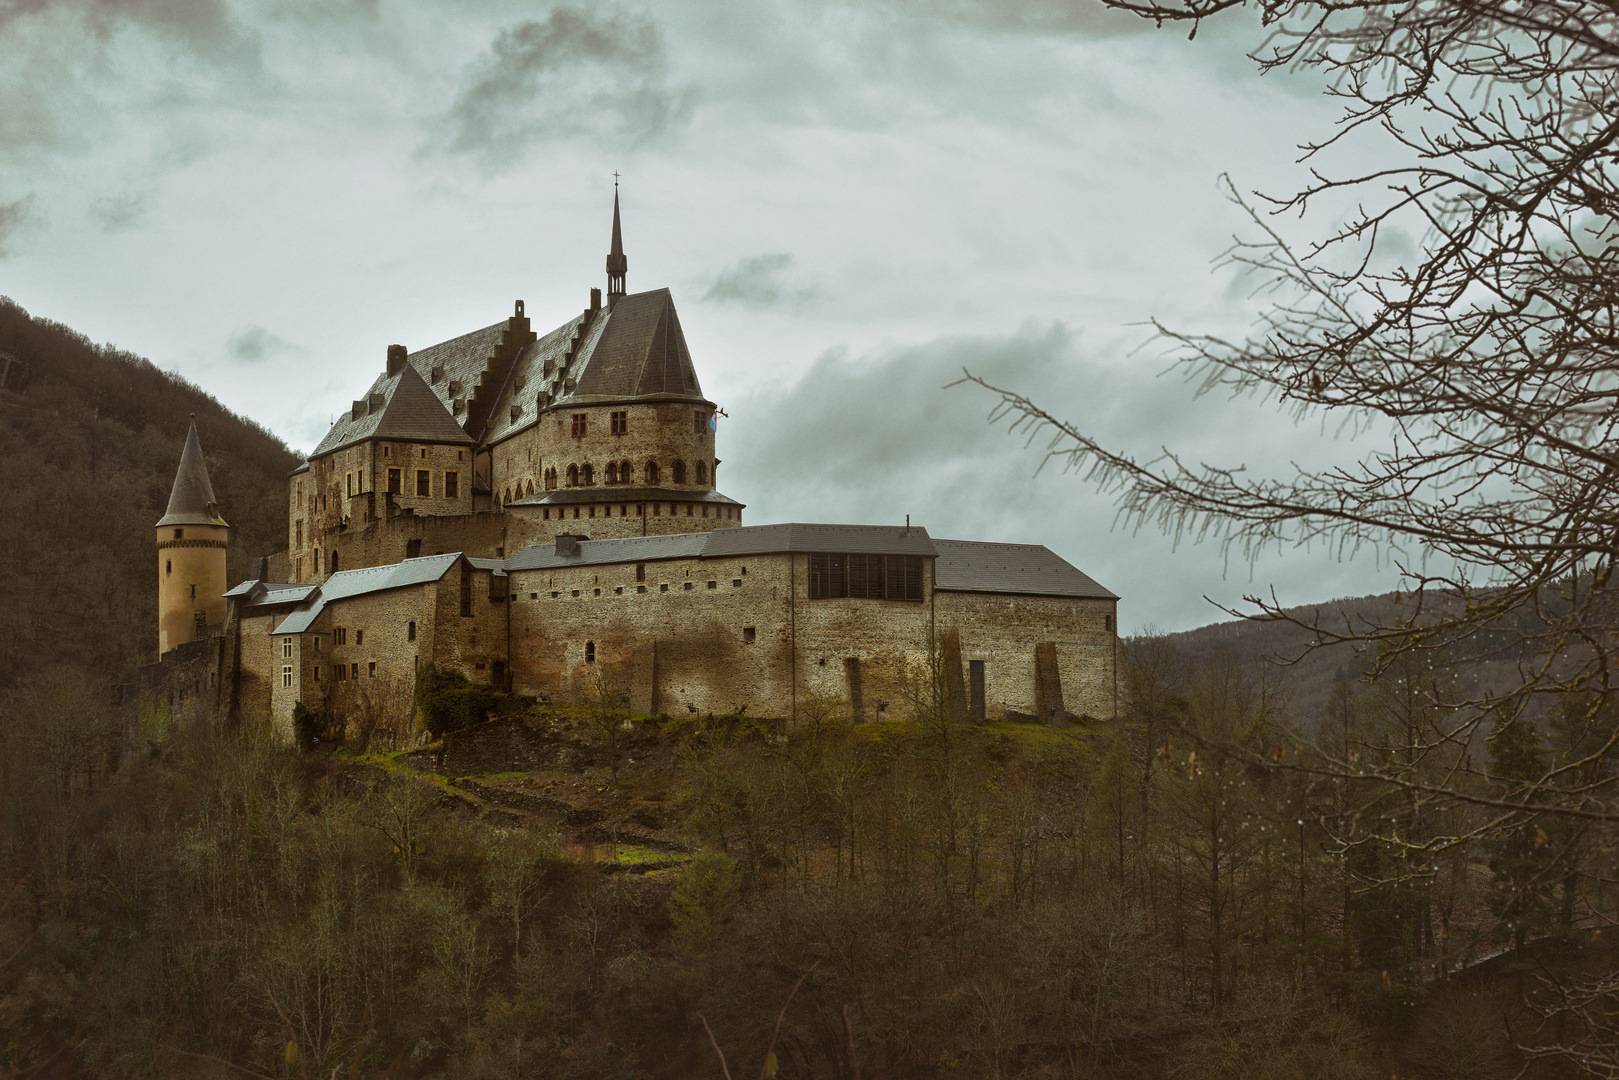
148 191 1120 739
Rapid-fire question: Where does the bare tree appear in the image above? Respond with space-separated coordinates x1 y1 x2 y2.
962 0 1619 1067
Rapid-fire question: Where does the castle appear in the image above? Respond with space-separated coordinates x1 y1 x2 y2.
144 191 1120 742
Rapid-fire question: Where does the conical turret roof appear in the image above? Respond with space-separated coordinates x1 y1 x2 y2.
157 416 229 528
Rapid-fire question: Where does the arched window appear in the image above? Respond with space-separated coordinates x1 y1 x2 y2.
585 641 596 664
582 463 594 485
645 461 659 485
673 460 686 484
545 467 556 490
503 488 511 506
329 550 340 573
526 479 534 497
606 461 619 484
695 460 708 484
621 460 632 484
567 464 579 487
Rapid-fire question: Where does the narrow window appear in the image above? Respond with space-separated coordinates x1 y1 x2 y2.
585 641 595 664
582 463 594 485
351 663 359 680
743 627 756 644
416 469 430 496
694 410 707 434
407 620 416 642
673 460 686 484
383 445 391 458
606 461 619 484
636 564 646 582
282 636 293 659
567 464 579 487
355 629 363 645
313 664 320 682
368 661 376 678
420 448 428 460
329 550 339 573
445 471 460 499
165 560 172 575
696 460 708 484
620 460 631 483
646 461 659 485
282 665 293 688
571 412 588 438
611 410 628 435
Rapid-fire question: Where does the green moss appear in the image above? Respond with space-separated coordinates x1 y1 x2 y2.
413 664 518 737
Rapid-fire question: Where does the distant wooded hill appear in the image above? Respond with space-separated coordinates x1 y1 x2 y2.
0 297 300 690
1153 589 1536 729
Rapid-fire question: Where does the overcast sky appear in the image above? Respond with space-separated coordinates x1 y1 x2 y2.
0 0 1410 632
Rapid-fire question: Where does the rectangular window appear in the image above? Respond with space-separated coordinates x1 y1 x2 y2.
369 661 376 678
571 412 588 438
743 626 756 644
355 629 363 646
282 636 293 659
333 627 346 645
281 665 292 687
808 553 847 599
445 471 460 499
313 664 320 682
694 410 707 434
885 555 924 601
610 410 628 435
351 663 359 680
295 521 303 546
334 663 345 682
314 635 322 653
407 620 416 642
416 469 431 497
636 563 645 581
387 468 401 494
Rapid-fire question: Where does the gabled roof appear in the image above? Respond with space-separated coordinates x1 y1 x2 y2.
272 553 462 634
406 320 508 418
312 362 473 457
559 289 707 405
157 418 229 528
931 539 1117 600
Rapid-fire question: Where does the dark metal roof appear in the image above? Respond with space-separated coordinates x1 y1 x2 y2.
700 523 936 557
483 312 590 444
561 289 707 405
312 362 473 457
157 418 229 528
507 486 743 508
931 539 1117 600
406 320 507 423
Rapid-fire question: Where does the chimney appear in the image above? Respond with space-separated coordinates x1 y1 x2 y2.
590 287 602 312
386 344 407 376
555 534 581 557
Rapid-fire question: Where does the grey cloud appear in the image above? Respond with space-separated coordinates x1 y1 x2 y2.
88 190 152 232
871 0 1153 37
723 321 1396 631
227 325 295 363
702 253 820 308
437 6 696 171
0 195 40 257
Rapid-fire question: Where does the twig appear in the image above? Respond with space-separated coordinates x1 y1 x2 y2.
698 1014 733 1080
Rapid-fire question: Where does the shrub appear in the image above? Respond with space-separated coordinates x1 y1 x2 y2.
414 665 511 738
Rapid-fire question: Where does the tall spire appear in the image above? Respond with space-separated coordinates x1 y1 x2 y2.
156 414 228 527
606 177 627 297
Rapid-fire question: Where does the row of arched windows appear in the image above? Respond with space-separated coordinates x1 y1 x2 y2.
499 459 714 508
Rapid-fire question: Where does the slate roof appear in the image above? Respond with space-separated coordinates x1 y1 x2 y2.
406 320 508 420
505 522 935 571
483 312 591 444
701 523 935 557
507 486 743 508
558 289 707 406
157 418 229 528
311 362 473 457
505 532 712 572
272 553 462 634
931 540 1117 600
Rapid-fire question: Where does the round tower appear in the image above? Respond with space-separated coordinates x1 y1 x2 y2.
156 416 230 655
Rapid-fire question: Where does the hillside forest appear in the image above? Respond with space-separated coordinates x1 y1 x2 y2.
0 297 1611 1078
